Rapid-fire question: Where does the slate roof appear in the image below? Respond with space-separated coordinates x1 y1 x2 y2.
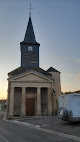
21 17 40 45
47 67 60 73
8 67 52 77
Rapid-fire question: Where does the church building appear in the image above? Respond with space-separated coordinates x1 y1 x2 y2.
6 10 61 118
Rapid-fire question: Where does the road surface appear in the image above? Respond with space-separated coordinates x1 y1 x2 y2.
0 119 75 142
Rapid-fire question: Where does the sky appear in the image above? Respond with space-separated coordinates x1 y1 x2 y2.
0 0 80 99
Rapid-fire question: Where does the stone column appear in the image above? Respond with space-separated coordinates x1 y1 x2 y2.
6 82 10 116
9 87 14 116
37 87 41 115
21 87 26 116
6 91 9 115
48 88 52 115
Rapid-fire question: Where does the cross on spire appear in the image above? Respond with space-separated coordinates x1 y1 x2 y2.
28 4 32 17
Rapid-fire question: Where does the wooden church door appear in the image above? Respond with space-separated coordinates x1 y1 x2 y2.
26 98 35 116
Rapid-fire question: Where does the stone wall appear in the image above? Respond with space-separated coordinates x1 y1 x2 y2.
49 72 61 114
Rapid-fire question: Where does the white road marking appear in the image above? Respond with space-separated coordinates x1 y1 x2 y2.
0 128 7 135
3 137 9 142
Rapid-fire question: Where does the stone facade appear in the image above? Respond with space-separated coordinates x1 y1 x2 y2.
6 13 61 118
6 70 61 117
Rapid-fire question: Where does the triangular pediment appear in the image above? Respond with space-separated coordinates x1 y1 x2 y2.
9 71 52 82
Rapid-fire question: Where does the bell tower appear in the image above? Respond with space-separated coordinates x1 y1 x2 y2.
20 7 40 68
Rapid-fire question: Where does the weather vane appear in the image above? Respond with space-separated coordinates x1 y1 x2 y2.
28 4 32 17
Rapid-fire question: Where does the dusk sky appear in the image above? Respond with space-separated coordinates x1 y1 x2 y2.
0 0 80 99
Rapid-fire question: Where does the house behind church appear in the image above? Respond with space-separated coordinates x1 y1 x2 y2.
6 12 61 118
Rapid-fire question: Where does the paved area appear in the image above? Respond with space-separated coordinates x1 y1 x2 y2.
43 119 80 137
1 115 80 141
0 119 74 142
18 116 80 138
18 115 60 126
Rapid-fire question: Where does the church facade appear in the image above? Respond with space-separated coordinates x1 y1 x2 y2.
6 14 61 118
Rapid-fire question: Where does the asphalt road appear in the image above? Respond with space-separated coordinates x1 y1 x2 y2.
0 119 76 142
18 116 80 137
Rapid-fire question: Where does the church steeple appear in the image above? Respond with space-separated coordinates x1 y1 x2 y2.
24 16 36 44
20 8 40 68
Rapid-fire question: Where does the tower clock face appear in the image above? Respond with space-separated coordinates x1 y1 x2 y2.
28 46 33 51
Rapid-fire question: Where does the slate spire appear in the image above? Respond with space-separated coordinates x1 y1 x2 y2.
24 16 36 44
20 6 40 68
